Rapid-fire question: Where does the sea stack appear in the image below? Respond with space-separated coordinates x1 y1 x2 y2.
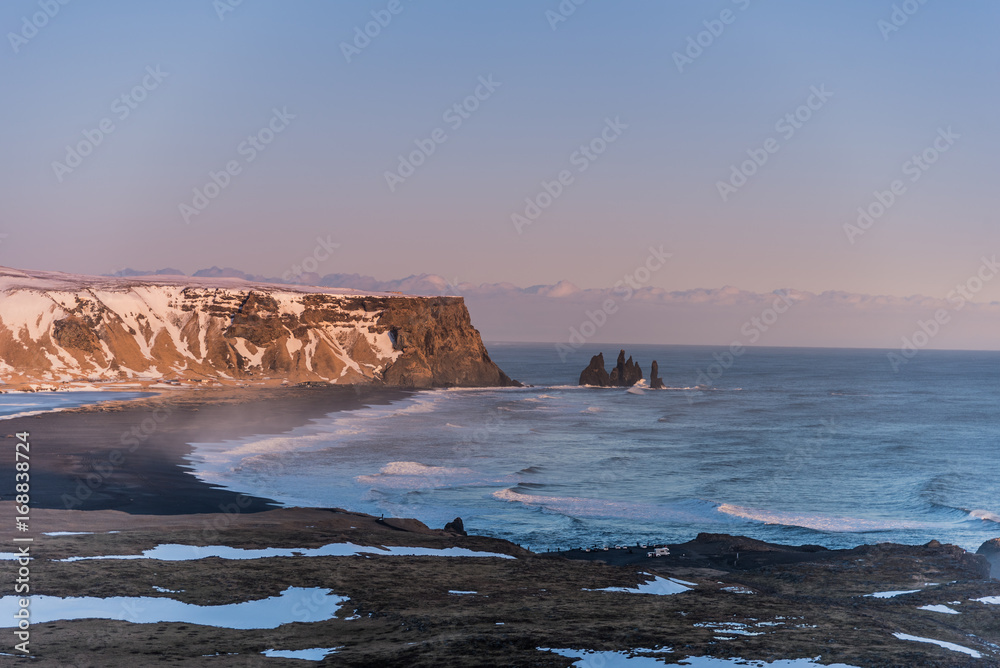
579 350 646 387
622 355 642 385
579 353 612 386
650 361 664 389
608 350 626 386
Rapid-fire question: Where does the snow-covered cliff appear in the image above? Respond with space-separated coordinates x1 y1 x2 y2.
0 267 516 388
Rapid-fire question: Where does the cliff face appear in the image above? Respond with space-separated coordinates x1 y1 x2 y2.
0 267 517 388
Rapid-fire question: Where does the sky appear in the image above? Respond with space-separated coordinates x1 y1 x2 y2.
2 0 1000 309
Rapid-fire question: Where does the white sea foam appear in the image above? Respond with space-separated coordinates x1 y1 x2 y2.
356 461 484 489
492 489 725 524
969 509 1000 523
717 504 945 533
0 587 343 629
892 632 981 658
364 461 475 478
172 363 1000 554
389 395 444 415
188 392 443 474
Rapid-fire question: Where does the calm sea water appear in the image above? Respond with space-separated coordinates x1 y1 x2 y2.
186 344 1000 552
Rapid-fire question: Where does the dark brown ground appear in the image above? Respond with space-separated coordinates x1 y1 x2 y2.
2 507 998 667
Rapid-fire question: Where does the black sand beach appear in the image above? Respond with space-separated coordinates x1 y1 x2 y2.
2 386 410 515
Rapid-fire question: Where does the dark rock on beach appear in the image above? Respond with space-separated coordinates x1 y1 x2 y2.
978 537 1000 578
444 517 468 536
563 532 992 579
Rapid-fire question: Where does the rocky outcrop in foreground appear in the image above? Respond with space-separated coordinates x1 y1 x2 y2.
978 538 1000 578
579 349 661 388
27 511 1000 667
0 266 517 389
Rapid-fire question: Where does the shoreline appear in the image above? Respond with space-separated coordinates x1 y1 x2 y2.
1 385 412 515
6 385 995 550
3 386 999 663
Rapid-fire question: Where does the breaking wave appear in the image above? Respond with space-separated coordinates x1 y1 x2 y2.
492 488 728 525
356 461 480 489
716 504 949 533
969 509 1000 524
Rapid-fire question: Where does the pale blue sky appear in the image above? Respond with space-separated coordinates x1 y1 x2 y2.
2 0 999 302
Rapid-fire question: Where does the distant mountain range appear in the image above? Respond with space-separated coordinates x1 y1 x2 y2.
104 266 1000 311
101 267 1000 352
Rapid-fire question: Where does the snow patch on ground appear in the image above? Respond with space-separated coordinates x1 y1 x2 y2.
50 542 515 562
865 589 921 599
583 574 693 596
261 648 340 660
721 585 755 594
694 622 764 637
892 632 982 658
917 604 960 614
540 648 862 667
0 587 344 629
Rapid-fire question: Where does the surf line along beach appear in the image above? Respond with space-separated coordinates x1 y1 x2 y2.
0 383 998 665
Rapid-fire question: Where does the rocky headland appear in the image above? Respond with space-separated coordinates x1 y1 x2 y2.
0 266 517 389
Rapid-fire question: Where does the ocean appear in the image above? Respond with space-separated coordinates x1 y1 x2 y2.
186 344 1000 552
